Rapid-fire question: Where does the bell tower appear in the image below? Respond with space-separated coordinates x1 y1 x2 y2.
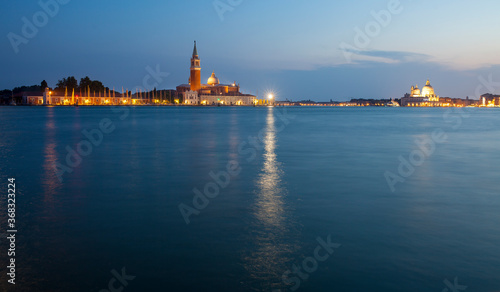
190 41 201 92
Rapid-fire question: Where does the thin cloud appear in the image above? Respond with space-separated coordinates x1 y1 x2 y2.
341 49 431 64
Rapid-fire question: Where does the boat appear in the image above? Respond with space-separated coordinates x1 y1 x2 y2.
386 99 400 107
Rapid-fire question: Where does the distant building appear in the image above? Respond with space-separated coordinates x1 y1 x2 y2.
274 101 293 106
27 88 132 106
480 93 500 107
176 41 256 105
401 80 444 106
19 92 44 105
400 80 481 107
350 98 392 106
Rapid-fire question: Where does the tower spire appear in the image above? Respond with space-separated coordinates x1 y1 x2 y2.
193 41 198 57
190 41 201 91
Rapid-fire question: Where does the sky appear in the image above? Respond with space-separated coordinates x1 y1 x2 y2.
2 0 500 101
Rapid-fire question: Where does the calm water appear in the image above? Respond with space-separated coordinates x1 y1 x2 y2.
0 106 499 292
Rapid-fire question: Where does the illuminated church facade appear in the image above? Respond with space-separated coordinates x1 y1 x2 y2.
176 41 256 105
401 80 446 106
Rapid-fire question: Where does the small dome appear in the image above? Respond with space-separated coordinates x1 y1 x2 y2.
207 71 220 85
410 84 421 96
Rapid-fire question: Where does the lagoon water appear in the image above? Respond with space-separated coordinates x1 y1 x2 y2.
0 106 499 292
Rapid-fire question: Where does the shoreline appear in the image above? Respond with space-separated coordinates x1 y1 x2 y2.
1 104 497 108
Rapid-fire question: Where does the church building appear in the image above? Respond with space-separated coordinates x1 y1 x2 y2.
401 80 445 106
176 41 256 105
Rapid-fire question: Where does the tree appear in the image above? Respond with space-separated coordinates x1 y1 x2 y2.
41 80 48 92
79 76 92 92
56 76 78 92
12 85 41 94
53 75 107 95
90 80 105 93
79 76 105 94
0 89 13 105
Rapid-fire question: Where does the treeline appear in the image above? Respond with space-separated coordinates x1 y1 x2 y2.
55 76 106 93
1 76 114 96
1 76 178 104
0 82 46 104
0 77 109 104
1 83 44 96
0 77 126 103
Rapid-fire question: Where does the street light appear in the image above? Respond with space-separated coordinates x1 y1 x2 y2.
268 93 274 106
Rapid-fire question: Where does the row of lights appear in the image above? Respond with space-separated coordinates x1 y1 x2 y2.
48 89 277 105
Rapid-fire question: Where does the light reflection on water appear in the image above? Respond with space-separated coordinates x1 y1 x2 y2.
255 109 285 228
228 110 239 161
42 108 61 206
245 108 299 290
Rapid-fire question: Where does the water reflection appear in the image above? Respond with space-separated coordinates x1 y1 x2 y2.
228 109 239 161
42 108 62 204
245 107 298 290
254 109 285 228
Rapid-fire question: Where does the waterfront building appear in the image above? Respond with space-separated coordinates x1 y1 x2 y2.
25 88 133 106
401 80 447 106
400 80 481 107
20 92 44 105
176 41 256 105
480 93 500 107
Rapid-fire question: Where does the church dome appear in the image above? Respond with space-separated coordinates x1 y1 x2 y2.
207 71 220 85
413 85 421 96
421 80 434 97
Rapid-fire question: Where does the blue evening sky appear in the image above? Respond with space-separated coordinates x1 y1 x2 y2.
2 0 500 101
